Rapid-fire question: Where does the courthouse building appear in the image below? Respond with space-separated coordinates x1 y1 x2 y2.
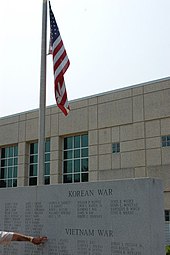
0 77 170 242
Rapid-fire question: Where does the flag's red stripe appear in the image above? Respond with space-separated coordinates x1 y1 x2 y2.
60 90 67 105
49 2 70 116
55 60 70 83
57 103 68 116
54 76 64 95
54 50 67 73
53 40 63 59
54 79 69 114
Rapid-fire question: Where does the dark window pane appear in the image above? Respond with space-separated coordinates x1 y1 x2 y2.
14 146 18 156
165 210 170 221
30 155 38 164
64 137 73 150
34 143 38 153
8 167 13 178
81 135 88 147
64 150 73 160
0 180 6 188
81 158 88 172
64 161 72 173
162 141 166 147
74 149 80 158
1 160 6 167
0 168 6 179
45 140 50 152
81 148 88 157
82 173 88 182
45 153 50 162
14 158 18 165
29 165 37 176
45 163 50 175
5 148 9 158
1 148 5 158
74 159 80 172
29 177 37 186
8 158 13 166
74 174 80 182
13 179 17 187
8 179 12 187
112 143 120 153
162 136 166 142
161 136 170 147
45 176 50 185
63 174 72 183
112 144 116 153
13 167 17 178
9 147 13 157
74 136 80 148
30 144 34 154
30 143 38 154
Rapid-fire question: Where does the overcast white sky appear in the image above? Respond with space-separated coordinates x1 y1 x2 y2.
0 0 170 117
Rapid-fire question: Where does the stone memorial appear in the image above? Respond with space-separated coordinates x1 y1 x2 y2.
0 178 165 254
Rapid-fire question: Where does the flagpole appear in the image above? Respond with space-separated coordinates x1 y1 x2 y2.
38 0 47 185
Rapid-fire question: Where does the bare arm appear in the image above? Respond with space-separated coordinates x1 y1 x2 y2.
12 233 47 245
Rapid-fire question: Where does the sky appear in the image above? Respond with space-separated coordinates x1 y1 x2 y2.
0 0 170 117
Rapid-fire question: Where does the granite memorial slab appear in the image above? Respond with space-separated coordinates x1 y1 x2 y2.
0 178 165 254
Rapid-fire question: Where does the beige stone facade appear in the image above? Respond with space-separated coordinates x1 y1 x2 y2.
0 77 170 212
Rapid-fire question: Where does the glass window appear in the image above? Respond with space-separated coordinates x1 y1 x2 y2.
165 210 170 221
0 145 18 188
82 173 88 182
74 159 80 172
64 160 72 173
63 134 88 183
29 139 50 186
74 136 80 148
81 134 88 147
74 149 80 158
64 137 73 150
112 143 120 153
162 136 170 147
74 173 80 183
44 140 50 185
63 174 72 183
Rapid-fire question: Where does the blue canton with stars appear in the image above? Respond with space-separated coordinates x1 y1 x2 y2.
49 2 60 44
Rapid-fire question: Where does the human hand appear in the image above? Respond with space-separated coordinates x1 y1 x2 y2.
31 236 47 245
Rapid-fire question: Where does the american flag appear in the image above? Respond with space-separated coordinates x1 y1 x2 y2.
49 1 70 116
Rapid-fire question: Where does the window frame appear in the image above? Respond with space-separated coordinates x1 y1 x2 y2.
29 139 50 186
62 134 88 184
0 145 18 188
161 135 170 147
112 142 120 154
165 210 170 222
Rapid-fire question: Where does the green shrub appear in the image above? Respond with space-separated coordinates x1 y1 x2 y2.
166 245 170 255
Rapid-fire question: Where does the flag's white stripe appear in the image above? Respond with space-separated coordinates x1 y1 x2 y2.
52 35 62 51
54 55 69 79
64 99 69 109
55 82 69 112
55 91 61 103
60 80 66 96
56 80 66 97
55 83 66 105
53 45 65 66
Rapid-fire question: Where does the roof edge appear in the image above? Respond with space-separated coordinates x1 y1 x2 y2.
1 76 170 120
